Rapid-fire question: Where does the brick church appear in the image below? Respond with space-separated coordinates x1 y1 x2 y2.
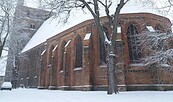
17 9 173 91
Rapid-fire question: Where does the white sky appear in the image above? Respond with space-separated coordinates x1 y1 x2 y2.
24 0 39 8
24 0 173 19
0 89 173 102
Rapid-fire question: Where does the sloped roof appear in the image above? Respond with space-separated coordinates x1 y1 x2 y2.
21 4 162 53
21 10 93 53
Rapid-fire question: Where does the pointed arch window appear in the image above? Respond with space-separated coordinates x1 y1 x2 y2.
126 24 141 63
75 36 83 67
48 45 54 66
100 28 108 65
60 41 66 71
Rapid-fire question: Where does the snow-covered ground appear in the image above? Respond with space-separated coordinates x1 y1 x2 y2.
0 89 173 102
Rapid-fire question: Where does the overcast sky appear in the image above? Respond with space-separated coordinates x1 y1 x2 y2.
24 0 173 20
24 0 39 8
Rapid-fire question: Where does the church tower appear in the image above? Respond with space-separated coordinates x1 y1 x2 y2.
5 0 52 88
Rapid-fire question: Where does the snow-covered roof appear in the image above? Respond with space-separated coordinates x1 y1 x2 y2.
21 17 61 53
21 2 165 53
52 45 58 52
24 0 39 8
84 33 91 40
65 40 71 48
21 9 93 53
41 49 46 56
146 26 155 32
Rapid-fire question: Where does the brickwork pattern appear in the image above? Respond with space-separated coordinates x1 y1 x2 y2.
19 13 173 91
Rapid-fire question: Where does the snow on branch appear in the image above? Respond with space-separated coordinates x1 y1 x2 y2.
104 32 111 45
140 32 173 52
141 32 173 67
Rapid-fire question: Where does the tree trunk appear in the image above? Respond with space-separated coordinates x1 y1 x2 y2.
0 45 3 57
107 51 115 94
106 0 128 94
79 0 129 95
107 44 118 94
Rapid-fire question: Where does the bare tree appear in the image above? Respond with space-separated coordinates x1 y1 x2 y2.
0 0 16 77
140 0 173 16
0 0 16 57
39 0 129 94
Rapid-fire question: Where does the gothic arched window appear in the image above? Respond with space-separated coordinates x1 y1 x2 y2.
100 28 108 65
48 45 54 66
60 41 66 71
126 24 141 63
75 35 83 67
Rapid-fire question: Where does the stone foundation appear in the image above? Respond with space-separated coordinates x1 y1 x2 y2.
126 84 173 91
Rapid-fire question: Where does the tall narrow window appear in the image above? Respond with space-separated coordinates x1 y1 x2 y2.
126 24 141 63
75 35 83 67
100 28 108 65
60 41 66 71
48 45 54 65
30 24 35 29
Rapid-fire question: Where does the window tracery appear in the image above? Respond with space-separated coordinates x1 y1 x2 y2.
60 41 66 71
75 35 83 67
127 24 141 63
100 28 108 65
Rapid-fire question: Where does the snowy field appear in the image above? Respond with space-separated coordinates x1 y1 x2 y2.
0 89 173 102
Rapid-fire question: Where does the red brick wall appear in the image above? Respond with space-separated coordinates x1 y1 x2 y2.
19 13 173 91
